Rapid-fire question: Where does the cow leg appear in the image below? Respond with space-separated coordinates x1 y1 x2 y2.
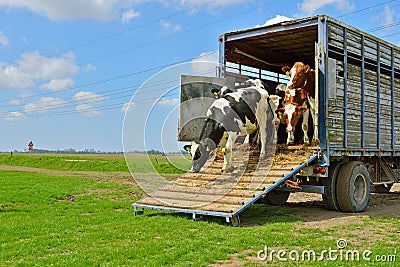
222 132 236 172
308 97 318 142
243 135 250 145
273 114 282 143
287 132 294 145
257 111 268 159
302 108 310 144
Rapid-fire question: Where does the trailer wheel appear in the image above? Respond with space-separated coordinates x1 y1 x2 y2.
337 161 371 212
322 161 343 211
371 183 393 193
262 190 290 205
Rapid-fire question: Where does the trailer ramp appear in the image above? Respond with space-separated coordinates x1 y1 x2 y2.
133 148 317 225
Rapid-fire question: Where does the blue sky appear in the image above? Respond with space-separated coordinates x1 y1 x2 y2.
0 0 399 152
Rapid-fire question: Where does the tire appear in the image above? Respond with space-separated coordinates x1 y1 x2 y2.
371 184 393 193
337 161 371 212
322 161 343 211
262 190 290 205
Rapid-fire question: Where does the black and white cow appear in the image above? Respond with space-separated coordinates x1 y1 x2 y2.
184 79 280 173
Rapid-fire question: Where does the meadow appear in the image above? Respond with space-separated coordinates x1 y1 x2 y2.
0 153 399 266
0 153 190 174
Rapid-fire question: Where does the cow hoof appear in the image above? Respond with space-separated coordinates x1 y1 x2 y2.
311 139 319 146
260 153 267 160
223 167 235 173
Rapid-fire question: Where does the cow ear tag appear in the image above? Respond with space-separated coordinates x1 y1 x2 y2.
206 146 211 152
285 71 290 77
211 88 219 98
184 145 191 151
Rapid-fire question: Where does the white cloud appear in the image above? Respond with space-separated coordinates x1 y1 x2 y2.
0 50 79 90
0 31 10 46
73 91 107 104
0 0 248 22
84 63 96 72
0 0 135 21
157 98 179 107
40 78 74 92
73 91 106 117
75 104 101 117
191 51 218 75
381 5 395 26
9 99 20 106
121 9 139 23
170 0 248 14
298 0 354 15
160 19 182 34
24 97 67 113
257 15 293 27
121 102 136 113
0 111 26 121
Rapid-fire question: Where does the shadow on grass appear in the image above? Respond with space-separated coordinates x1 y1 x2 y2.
141 204 302 227
134 191 400 227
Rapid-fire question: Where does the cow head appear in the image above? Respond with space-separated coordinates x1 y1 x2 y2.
278 103 307 132
184 138 216 173
282 62 311 89
211 86 234 99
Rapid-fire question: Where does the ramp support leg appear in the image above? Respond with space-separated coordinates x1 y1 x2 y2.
193 213 203 222
134 206 144 216
231 215 240 227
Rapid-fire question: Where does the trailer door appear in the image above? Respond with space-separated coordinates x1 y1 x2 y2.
178 75 226 141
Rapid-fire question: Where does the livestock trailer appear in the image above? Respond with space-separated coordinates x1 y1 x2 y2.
133 15 400 225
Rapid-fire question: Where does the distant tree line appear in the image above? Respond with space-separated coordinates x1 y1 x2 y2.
3 148 188 154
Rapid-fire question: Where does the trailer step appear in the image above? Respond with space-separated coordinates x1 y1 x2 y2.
379 158 400 183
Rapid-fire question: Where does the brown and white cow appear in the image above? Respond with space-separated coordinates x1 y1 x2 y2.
281 62 318 143
276 85 310 144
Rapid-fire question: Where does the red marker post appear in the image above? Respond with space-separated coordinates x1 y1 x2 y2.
28 141 34 156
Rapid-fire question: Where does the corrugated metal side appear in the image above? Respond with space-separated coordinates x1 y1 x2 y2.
326 20 400 152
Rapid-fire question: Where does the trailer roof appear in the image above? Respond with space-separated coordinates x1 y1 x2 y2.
220 15 400 74
221 16 320 73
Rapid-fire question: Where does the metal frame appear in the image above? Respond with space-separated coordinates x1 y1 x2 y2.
361 35 366 148
343 27 348 148
391 47 395 150
218 35 226 78
377 42 381 149
319 16 329 160
224 17 318 42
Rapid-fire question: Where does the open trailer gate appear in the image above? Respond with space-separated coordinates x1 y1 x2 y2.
134 149 318 226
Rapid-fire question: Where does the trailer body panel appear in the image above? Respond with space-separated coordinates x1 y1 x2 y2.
220 15 400 157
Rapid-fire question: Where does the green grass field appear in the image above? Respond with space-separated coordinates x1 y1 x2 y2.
0 153 191 174
0 155 399 266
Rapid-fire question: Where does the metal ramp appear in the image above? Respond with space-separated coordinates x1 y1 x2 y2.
133 148 318 225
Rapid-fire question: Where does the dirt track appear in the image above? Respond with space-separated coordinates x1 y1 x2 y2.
286 187 400 223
